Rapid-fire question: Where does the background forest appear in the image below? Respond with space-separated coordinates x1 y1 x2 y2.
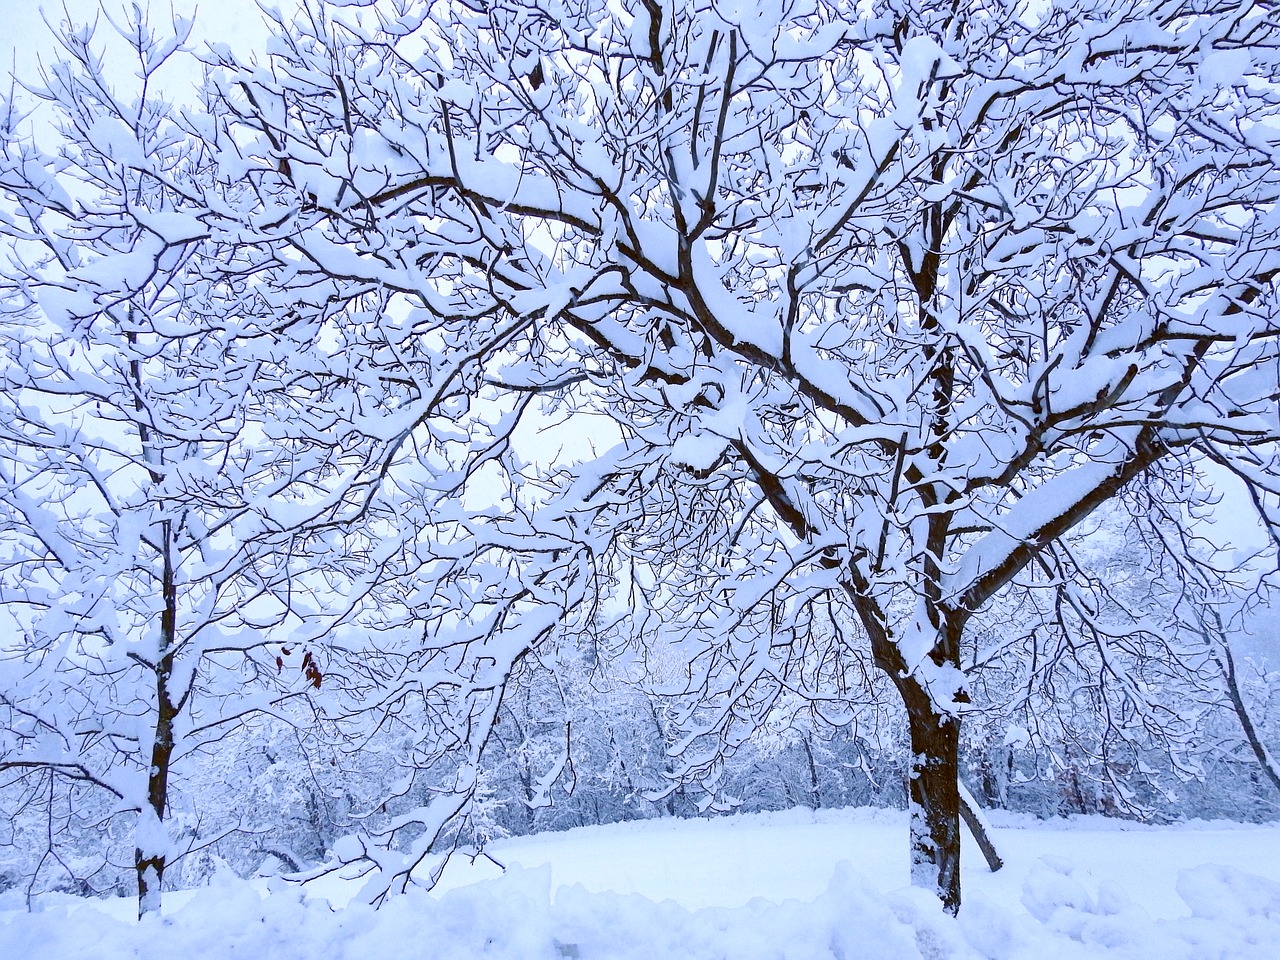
4 525 1278 901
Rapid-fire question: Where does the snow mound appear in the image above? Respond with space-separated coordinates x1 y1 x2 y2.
3 858 1279 960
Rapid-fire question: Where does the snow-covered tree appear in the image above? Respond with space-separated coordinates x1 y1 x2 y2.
0 11 331 915
195 0 1280 912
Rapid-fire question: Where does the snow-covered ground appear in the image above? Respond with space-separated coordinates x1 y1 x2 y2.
3 807 1279 959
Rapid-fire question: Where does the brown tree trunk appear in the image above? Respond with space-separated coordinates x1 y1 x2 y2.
135 734 172 916
853 579 966 914
958 782 1004 872
136 521 177 918
136 662 176 917
1215 632 1280 797
800 734 822 809
904 693 962 914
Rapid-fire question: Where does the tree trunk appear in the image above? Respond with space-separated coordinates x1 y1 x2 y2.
958 781 1004 872
136 656 176 917
854 582 966 914
136 522 178 918
1215 632 1280 797
800 734 822 809
905 699 962 914
648 701 678 816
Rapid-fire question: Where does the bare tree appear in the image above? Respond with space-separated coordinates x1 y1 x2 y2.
0 10 331 915
130 0 1280 913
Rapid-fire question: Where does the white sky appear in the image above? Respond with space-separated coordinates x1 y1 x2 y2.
1 0 283 91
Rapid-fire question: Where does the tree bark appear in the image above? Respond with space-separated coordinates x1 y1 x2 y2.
958 781 1004 872
800 734 822 809
136 661 176 917
1189 606 1280 797
136 522 178 919
1216 633 1280 797
851 577 966 914
905 698 962 914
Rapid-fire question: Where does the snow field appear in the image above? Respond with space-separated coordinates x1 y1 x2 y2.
3 808 1279 959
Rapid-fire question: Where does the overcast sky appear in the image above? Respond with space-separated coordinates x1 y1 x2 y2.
2 0 283 91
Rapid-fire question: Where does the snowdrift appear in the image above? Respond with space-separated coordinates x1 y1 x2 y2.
3 810 1279 959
